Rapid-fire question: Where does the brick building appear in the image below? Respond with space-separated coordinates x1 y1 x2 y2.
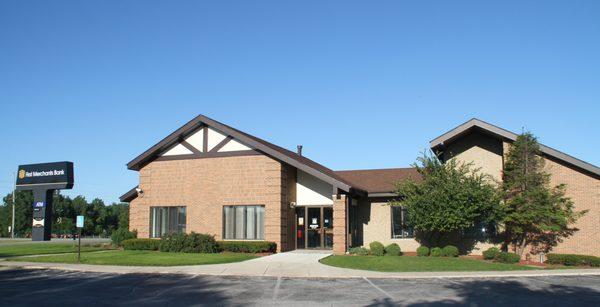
121 116 599 257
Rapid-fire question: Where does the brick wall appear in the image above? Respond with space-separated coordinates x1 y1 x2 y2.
129 155 294 252
333 194 348 254
543 156 600 256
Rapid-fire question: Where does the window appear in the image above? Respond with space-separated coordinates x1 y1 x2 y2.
223 205 265 240
391 206 413 238
150 206 186 238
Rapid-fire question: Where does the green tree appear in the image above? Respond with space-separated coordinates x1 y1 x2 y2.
1 192 129 238
1 191 33 237
392 151 501 253
500 132 585 256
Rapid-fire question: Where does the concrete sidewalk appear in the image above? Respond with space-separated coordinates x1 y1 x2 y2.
2 250 600 279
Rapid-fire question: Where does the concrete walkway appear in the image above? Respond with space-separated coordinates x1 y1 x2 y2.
2 250 600 279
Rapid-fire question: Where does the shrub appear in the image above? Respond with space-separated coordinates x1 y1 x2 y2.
111 228 137 246
184 233 220 253
159 232 219 253
369 241 385 256
159 232 187 252
430 247 442 257
348 247 370 256
122 238 160 251
442 245 459 257
417 246 430 257
384 243 401 256
546 254 600 267
482 247 501 260
496 252 521 264
217 241 277 253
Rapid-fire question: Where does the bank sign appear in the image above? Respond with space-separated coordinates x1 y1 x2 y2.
16 161 74 189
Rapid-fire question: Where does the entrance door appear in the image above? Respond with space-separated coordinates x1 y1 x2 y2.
307 207 321 248
295 206 333 250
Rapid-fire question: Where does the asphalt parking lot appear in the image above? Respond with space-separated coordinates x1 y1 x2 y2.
1 267 599 306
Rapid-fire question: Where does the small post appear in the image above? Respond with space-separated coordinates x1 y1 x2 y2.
76 215 84 263
78 229 81 263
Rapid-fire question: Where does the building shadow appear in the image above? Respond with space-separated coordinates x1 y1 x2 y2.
0 268 232 306
365 277 600 307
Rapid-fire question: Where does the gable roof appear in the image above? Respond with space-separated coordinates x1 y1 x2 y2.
430 118 600 178
126 114 356 192
335 168 421 196
120 186 138 202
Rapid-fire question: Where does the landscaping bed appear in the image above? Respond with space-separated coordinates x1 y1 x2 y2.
320 255 540 272
11 250 258 266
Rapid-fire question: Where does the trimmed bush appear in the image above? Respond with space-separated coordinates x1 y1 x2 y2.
442 245 459 257
417 246 430 257
384 243 401 256
184 233 220 253
482 247 500 260
348 247 370 256
430 247 443 257
217 241 277 253
159 232 219 253
496 252 521 264
369 241 385 256
546 254 600 267
111 228 137 246
122 238 160 251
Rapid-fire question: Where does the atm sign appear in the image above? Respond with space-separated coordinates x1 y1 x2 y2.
33 202 45 208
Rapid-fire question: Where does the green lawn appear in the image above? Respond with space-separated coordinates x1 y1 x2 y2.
11 250 258 266
320 255 542 272
0 243 107 257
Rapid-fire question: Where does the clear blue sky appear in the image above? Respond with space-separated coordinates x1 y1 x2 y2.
1 1 599 203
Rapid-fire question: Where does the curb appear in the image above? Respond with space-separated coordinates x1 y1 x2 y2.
2 261 600 279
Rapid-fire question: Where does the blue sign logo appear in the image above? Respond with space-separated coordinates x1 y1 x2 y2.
76 215 85 228
33 202 45 208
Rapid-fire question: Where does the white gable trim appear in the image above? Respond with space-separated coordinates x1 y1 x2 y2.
161 143 193 156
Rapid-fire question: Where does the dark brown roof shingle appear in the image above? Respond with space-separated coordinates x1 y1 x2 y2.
334 168 421 194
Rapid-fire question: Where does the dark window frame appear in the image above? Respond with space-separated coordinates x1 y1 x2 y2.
391 206 414 239
222 205 265 240
149 206 186 238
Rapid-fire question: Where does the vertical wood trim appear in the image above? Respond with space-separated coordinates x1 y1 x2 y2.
203 127 208 152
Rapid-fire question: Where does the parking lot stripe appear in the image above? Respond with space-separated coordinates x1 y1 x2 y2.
272 276 282 300
363 277 394 300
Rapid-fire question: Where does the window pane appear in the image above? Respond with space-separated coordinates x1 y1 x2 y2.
178 207 186 233
391 206 413 238
235 206 245 239
169 207 178 234
150 207 158 238
246 206 256 239
257 206 264 240
160 207 168 237
224 206 234 239
149 206 186 238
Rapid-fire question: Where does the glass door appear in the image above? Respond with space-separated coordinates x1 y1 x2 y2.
295 206 334 250
307 207 321 248
323 207 333 249
296 207 305 249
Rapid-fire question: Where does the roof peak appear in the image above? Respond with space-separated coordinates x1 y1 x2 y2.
430 118 600 177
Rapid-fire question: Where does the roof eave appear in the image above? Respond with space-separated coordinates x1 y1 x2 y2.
430 118 600 178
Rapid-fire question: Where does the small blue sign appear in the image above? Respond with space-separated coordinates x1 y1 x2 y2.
76 215 84 228
33 202 45 208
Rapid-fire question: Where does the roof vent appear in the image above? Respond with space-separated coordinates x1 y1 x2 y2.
297 145 303 156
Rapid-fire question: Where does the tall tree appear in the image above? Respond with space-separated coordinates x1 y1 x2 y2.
500 132 585 256
392 151 501 252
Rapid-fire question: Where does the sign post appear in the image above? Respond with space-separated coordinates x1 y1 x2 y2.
15 162 74 241
76 215 84 263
